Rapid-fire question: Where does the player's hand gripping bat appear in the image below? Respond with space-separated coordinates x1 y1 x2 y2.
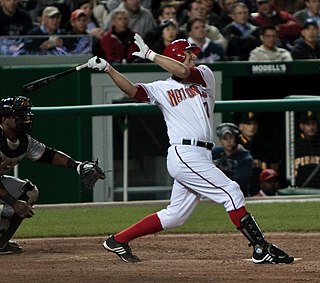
22 63 88 94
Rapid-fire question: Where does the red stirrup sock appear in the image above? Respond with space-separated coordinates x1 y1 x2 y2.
114 213 163 243
228 206 248 228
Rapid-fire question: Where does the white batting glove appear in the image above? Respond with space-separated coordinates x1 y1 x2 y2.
132 33 156 61
87 56 110 72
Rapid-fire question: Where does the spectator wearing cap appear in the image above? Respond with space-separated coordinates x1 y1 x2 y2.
148 19 178 56
75 0 104 39
64 9 100 55
100 7 139 63
249 25 293 61
0 0 33 35
23 6 66 54
237 112 269 196
294 0 320 28
255 169 280 196
187 17 228 62
291 18 320 59
252 0 301 50
295 111 320 188
212 123 253 196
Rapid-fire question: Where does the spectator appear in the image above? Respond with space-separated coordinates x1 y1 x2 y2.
252 0 301 50
64 8 101 55
291 18 320 59
22 6 67 55
104 0 157 38
274 0 304 14
148 19 178 56
222 2 260 60
91 0 109 28
237 112 268 196
249 25 293 61
212 123 253 196
144 4 185 46
179 0 228 50
255 168 281 196
187 17 228 62
100 7 138 63
294 0 320 28
199 0 221 26
295 111 320 188
0 0 33 35
216 0 237 30
106 0 152 12
75 0 104 39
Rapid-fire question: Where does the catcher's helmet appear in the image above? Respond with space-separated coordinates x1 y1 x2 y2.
163 39 201 62
0 96 34 132
216 123 241 139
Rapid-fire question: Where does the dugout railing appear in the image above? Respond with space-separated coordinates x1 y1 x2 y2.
32 97 320 202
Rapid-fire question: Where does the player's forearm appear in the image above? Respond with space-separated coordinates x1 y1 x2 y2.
153 53 191 78
107 66 137 97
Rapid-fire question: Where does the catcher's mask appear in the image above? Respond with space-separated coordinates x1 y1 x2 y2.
163 39 201 62
216 123 241 141
0 96 34 132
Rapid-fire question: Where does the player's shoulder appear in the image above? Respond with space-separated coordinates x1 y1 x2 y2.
196 64 213 73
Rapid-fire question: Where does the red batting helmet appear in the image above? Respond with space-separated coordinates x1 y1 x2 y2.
163 39 201 62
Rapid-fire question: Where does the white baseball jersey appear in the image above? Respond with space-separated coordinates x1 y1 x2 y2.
136 65 215 145
134 65 245 229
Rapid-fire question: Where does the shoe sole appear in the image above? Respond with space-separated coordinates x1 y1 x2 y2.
252 255 294 264
0 250 22 255
103 240 131 263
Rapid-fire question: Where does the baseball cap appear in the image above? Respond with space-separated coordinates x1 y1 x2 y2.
257 0 268 4
302 18 318 30
299 111 318 123
259 169 279 183
239 112 258 123
42 6 61 18
71 9 86 21
216 123 240 138
159 19 176 31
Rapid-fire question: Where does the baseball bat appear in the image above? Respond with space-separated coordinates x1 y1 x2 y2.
22 62 88 94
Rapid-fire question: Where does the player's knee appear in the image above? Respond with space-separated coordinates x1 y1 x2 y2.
159 211 189 229
224 181 245 210
19 180 39 205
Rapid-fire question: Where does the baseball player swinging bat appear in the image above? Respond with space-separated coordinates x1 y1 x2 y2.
22 62 88 94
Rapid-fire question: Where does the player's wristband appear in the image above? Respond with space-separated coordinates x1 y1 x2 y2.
3 193 17 207
146 49 156 61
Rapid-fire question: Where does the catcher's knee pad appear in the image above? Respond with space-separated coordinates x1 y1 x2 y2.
19 180 39 205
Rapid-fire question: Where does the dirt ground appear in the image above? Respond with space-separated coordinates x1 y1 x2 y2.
3 233 320 283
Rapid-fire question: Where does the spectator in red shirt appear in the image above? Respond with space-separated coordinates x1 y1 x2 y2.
252 0 301 49
100 7 138 63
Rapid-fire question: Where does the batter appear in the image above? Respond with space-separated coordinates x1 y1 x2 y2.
87 34 294 264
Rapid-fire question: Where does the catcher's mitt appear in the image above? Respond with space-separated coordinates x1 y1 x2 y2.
78 159 106 190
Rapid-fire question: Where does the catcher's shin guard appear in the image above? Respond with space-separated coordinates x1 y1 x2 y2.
239 213 266 247
0 180 38 248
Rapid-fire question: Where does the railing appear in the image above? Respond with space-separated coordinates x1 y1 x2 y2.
33 97 320 116
32 97 320 201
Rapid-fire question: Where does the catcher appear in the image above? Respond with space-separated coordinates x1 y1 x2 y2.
0 96 105 254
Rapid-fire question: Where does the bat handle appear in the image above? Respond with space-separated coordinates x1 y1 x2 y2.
75 63 88 71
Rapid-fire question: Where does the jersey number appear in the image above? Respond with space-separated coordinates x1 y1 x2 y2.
203 102 210 118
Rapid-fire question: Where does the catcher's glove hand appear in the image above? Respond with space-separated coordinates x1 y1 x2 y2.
77 159 106 190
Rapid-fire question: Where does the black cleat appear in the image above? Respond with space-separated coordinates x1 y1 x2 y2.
103 235 140 263
0 240 22 255
252 243 294 264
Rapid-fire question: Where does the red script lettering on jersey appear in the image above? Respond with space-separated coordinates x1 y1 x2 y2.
167 84 208 107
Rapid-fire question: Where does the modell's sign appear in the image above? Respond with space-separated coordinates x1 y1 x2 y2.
251 64 289 74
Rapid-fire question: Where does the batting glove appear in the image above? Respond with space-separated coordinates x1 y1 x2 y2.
87 56 110 72
132 33 156 61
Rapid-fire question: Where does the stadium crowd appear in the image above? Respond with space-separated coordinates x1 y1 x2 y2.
1 0 320 60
